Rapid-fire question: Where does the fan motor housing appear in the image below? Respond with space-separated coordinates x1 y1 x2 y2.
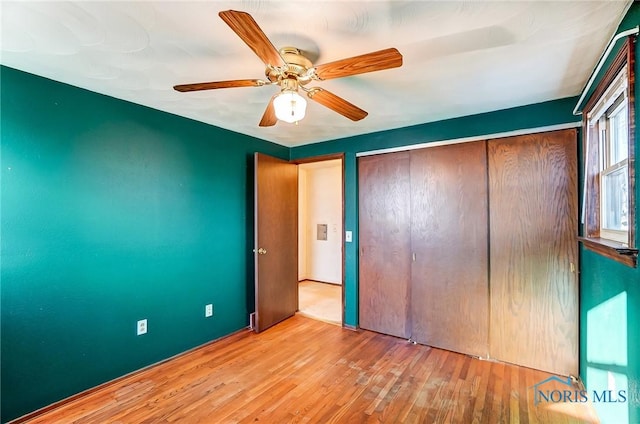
266 47 313 84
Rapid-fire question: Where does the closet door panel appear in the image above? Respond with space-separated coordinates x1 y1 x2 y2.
410 141 489 356
358 152 412 338
488 129 578 376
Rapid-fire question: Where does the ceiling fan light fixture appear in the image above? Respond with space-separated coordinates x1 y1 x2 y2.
273 90 307 123
175 11 403 126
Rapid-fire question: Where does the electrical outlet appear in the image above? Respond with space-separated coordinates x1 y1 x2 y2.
136 319 147 336
205 304 213 318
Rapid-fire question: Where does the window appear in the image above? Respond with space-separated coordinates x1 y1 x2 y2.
590 67 629 243
581 37 636 267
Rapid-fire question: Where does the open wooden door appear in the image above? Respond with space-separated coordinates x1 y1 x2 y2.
254 153 298 332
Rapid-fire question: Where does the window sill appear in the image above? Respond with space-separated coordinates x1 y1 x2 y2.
578 237 638 268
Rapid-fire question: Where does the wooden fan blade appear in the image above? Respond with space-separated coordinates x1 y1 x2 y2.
259 97 277 127
174 79 264 92
313 48 403 81
307 88 368 121
219 10 286 67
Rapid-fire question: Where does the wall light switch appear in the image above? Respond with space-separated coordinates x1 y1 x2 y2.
345 231 352 243
137 319 147 336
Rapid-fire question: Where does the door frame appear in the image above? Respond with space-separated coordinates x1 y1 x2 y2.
292 153 346 326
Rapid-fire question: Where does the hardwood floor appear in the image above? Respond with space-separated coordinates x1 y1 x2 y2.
16 315 599 423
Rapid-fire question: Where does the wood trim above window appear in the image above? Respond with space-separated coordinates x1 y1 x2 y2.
580 36 637 267
584 39 632 113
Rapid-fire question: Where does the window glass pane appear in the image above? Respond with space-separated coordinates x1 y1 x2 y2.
602 166 629 231
610 105 628 164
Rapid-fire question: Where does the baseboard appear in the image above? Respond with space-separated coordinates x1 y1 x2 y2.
8 326 251 424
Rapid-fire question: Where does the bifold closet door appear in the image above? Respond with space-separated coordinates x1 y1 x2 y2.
410 141 489 357
488 129 578 376
358 152 411 338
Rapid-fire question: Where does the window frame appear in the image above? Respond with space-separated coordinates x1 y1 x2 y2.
580 37 637 267
596 73 629 243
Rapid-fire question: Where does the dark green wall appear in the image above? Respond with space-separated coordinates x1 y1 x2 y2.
291 97 580 328
0 66 287 422
577 4 640 423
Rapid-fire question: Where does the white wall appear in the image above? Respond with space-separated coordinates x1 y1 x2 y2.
298 160 342 284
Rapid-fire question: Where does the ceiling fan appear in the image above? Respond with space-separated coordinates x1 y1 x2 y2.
173 10 403 126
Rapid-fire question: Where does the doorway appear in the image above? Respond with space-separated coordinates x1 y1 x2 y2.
297 158 344 325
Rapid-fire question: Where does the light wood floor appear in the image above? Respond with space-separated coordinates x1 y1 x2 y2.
17 315 599 424
298 280 342 325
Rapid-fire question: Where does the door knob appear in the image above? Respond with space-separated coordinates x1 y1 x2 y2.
257 248 267 255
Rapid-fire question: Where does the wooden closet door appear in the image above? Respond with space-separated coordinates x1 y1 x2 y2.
358 152 411 338
488 129 578 376
410 141 489 357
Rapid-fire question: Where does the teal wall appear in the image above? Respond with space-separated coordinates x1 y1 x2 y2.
291 97 580 328
577 5 640 423
0 66 287 422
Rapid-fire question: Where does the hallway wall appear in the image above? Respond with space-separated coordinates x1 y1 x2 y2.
298 160 342 284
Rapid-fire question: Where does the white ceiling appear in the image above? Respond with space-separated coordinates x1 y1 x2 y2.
0 1 632 147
